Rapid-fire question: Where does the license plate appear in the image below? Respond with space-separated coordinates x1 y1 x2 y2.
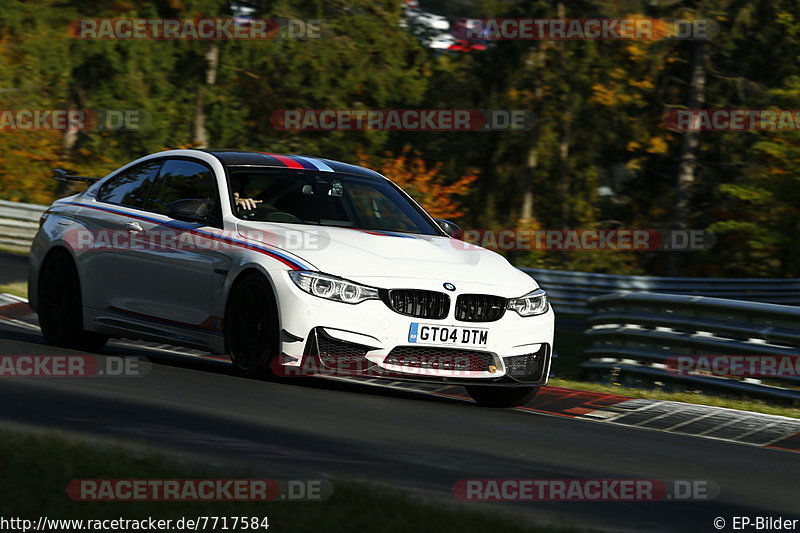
408 323 488 347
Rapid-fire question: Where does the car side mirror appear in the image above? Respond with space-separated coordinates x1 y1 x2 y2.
435 219 461 237
167 199 216 225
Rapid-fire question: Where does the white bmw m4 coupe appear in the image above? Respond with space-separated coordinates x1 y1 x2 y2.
29 149 554 407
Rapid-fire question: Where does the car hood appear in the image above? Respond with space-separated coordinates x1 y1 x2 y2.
236 221 537 292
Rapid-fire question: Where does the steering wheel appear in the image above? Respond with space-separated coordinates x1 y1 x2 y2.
265 211 304 223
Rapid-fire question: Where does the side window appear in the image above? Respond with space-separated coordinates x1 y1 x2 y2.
144 159 220 218
96 161 161 209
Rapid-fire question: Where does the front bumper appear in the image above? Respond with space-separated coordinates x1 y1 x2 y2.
272 272 555 385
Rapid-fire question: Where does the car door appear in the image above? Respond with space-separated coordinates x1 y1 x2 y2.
77 160 162 311
110 158 221 328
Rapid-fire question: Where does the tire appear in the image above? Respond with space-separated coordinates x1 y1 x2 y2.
224 272 279 378
465 385 539 408
37 249 108 352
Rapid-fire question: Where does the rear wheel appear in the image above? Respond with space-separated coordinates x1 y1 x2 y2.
225 273 279 378
38 250 108 352
465 385 539 408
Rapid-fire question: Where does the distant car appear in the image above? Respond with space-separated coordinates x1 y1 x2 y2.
449 18 490 52
404 7 450 32
29 150 554 407
424 33 457 51
447 39 488 53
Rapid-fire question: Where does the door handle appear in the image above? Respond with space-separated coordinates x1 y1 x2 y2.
125 221 143 233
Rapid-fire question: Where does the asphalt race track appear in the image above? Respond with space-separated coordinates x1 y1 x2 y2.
0 253 798 532
0 251 27 284
1 320 799 533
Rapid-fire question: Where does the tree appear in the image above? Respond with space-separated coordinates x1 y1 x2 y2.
710 78 800 277
357 146 477 219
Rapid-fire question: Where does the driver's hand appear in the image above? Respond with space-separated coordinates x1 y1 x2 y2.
234 192 262 211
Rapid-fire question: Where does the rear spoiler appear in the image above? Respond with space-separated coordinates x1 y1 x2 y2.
53 168 100 183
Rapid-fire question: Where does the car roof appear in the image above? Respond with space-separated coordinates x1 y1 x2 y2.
198 149 385 180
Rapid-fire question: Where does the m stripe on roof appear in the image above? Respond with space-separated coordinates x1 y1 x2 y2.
293 156 334 172
257 152 305 169
251 153 285 167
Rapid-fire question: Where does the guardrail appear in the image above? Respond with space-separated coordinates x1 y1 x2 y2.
0 199 46 253
520 267 800 315
583 291 800 401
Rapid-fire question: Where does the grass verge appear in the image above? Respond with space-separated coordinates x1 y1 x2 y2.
0 245 29 256
0 431 569 533
548 378 800 419
0 281 27 299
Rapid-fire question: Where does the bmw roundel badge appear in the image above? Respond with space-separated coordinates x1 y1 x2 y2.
443 282 456 291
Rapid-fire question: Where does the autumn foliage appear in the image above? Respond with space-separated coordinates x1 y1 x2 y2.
2 0 800 277
357 146 478 220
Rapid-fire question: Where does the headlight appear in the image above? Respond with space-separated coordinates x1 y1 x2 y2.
507 288 548 317
288 271 380 304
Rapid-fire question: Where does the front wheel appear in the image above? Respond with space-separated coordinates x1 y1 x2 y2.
465 385 539 408
224 273 279 378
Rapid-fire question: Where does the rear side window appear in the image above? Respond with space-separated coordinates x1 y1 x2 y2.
144 159 220 217
96 161 161 208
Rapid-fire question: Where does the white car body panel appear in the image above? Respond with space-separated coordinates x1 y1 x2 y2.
29 149 554 386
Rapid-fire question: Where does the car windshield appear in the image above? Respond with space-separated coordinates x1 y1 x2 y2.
228 168 441 235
